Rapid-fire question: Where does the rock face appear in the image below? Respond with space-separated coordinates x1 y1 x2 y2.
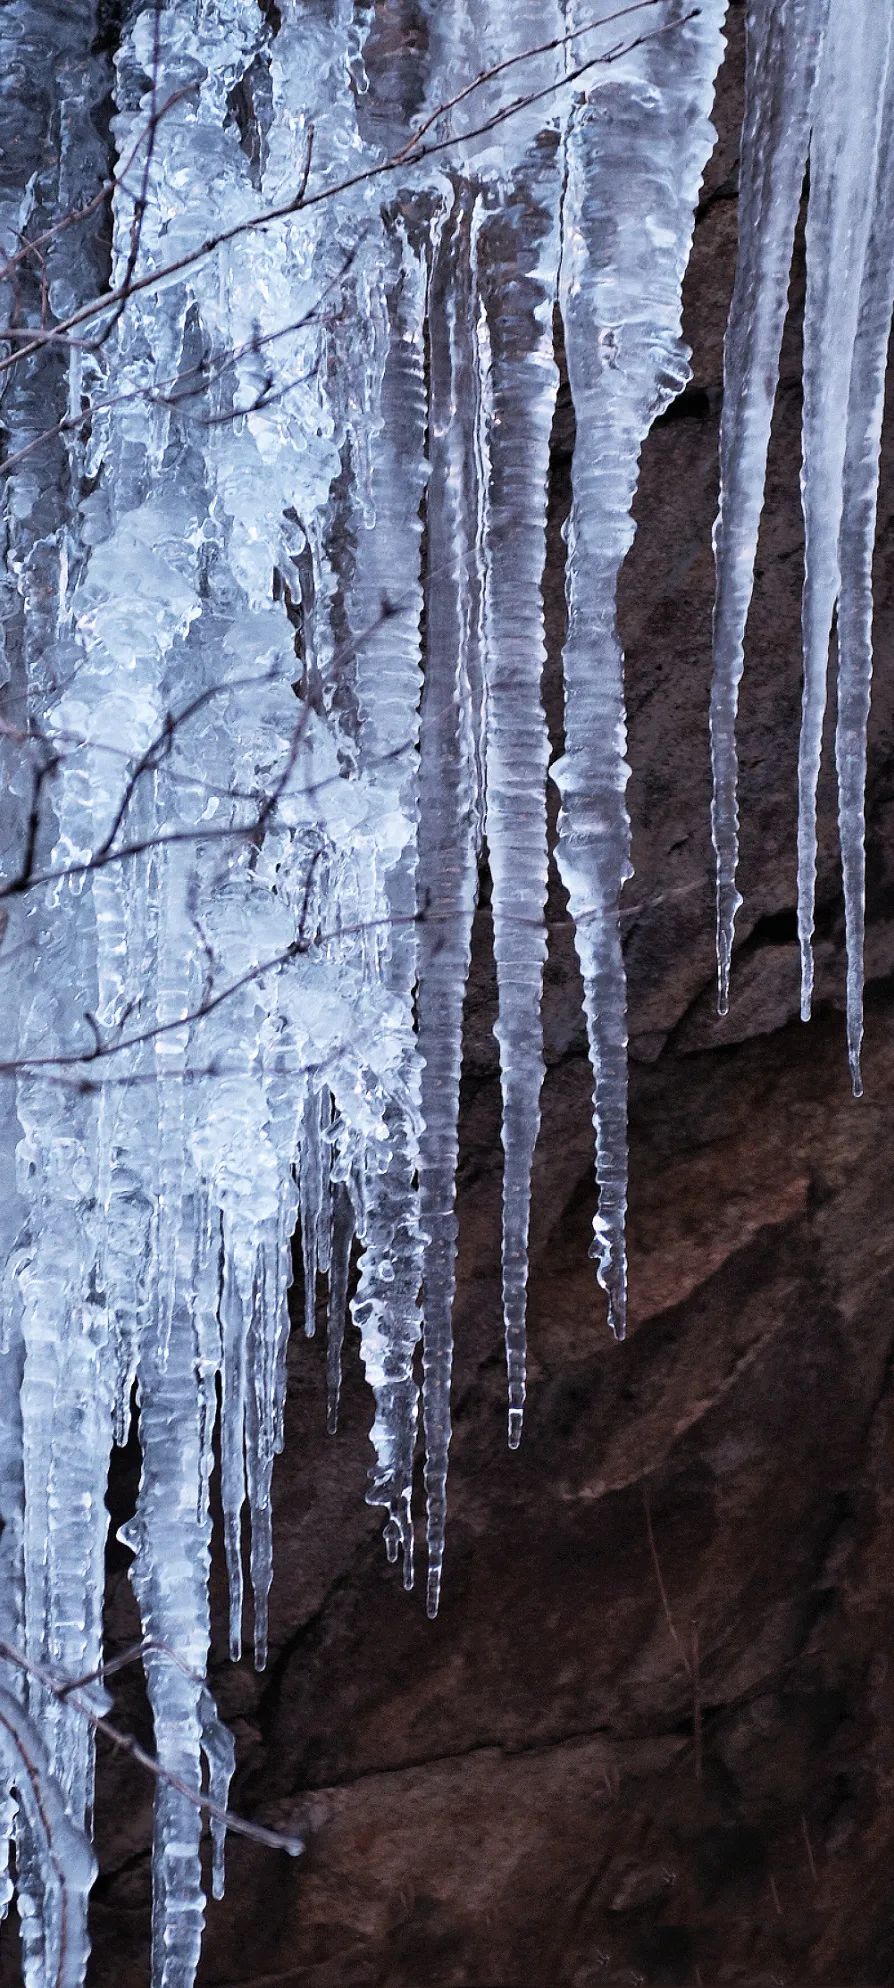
6 6 894 1984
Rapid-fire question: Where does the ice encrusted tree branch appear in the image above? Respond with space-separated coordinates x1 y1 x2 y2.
1 0 891 1982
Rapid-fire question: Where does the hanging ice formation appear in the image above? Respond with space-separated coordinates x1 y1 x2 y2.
0 0 886 1980
710 0 894 1086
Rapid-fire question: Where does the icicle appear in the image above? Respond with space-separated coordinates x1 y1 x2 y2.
0 1292 24 1924
476 56 562 1443
316 1094 333 1281
835 41 894 1096
220 1251 248 1660
348 219 427 1580
795 3 892 1020
710 0 830 1013
0 1687 96 1988
0 16 77 1910
244 1231 282 1668
326 1181 354 1434
556 0 727 1335
417 190 486 1616
0 9 117 1975
299 1091 325 1338
125 1216 231 1988
200 1684 236 1902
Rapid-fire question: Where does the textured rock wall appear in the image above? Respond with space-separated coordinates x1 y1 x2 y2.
5 4 894 1982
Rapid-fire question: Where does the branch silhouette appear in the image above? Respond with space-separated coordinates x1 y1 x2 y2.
0 1638 303 1859
0 4 687 391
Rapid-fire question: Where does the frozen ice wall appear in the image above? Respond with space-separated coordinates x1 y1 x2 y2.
0 1 889 1983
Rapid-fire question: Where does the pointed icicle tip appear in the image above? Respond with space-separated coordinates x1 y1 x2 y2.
606 1286 627 1345
711 886 739 1017
799 928 815 1023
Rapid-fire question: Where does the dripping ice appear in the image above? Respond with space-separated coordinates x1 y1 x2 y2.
0 2 890 1985
555 0 726 1339
709 0 894 1081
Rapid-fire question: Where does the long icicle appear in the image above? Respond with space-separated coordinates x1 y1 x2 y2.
477 121 561 1442
350 220 428 1583
709 0 829 1014
1 4 114 1975
556 0 727 1336
795 1 892 1021
835 39 894 1096
417 187 486 1618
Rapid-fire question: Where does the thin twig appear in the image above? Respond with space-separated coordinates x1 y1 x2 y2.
0 10 699 381
91 0 164 351
0 1691 74 1988
0 1638 303 1858
800 1812 819 1886
642 1482 692 1679
6 747 60 894
0 578 419 903
0 85 198 291
0 270 344 477
57 1635 210 1700
394 0 661 157
1 902 432 1076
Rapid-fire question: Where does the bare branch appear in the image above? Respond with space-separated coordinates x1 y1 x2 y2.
0 8 699 384
0 1638 303 1859
393 0 662 157
0 902 432 1078
0 85 199 292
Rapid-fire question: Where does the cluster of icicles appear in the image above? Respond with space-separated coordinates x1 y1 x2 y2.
0 0 890 1981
